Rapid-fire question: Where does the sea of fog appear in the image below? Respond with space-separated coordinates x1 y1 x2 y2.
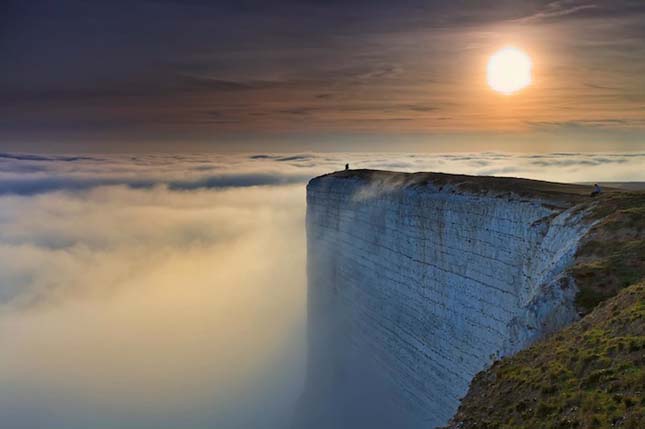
1 151 644 428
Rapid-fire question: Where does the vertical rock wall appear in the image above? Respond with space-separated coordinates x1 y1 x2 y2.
301 172 592 428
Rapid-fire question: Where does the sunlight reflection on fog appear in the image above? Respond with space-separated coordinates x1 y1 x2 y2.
0 185 306 429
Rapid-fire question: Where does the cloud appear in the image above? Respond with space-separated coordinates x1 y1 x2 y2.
0 154 315 195
248 154 277 159
167 172 311 190
527 119 645 130
274 155 314 162
0 183 307 429
2 152 645 197
4 0 645 148
519 0 599 22
178 74 286 92
0 153 101 162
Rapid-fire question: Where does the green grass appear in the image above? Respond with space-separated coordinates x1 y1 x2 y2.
572 192 645 314
573 240 645 312
449 283 645 429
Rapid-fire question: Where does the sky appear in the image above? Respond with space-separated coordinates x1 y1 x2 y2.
2 0 645 152
0 151 644 428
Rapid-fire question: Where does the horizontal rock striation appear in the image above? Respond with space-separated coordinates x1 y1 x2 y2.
300 170 595 428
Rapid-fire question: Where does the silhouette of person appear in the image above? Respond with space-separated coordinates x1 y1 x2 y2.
345 163 349 170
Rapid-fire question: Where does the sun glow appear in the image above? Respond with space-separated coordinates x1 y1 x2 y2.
487 47 532 95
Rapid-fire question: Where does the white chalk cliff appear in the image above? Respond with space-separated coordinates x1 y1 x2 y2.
298 170 595 428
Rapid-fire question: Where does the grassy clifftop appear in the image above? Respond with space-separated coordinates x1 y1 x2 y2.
317 169 610 207
447 191 645 429
573 192 645 313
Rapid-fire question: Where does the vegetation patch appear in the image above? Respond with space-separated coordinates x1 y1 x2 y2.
573 192 645 314
447 283 645 429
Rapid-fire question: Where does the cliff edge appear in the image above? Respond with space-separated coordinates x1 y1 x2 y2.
299 170 644 429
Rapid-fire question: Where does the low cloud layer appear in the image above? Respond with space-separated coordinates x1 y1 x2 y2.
1 151 645 196
0 182 306 429
0 151 643 428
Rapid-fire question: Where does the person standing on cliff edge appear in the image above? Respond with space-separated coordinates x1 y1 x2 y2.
345 163 349 170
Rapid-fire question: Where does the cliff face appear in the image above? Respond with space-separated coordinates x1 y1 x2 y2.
301 170 595 428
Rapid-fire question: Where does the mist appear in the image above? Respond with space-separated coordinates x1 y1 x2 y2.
0 183 306 429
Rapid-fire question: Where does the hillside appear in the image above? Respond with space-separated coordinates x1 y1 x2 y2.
447 282 645 429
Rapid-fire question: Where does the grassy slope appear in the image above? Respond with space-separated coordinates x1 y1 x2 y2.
573 192 645 313
448 192 645 428
448 283 645 429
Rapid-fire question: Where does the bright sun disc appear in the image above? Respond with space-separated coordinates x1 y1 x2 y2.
487 47 532 94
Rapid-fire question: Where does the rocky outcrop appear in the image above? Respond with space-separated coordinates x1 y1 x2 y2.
298 170 596 428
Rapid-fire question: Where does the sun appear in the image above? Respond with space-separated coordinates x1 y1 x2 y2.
487 47 532 95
